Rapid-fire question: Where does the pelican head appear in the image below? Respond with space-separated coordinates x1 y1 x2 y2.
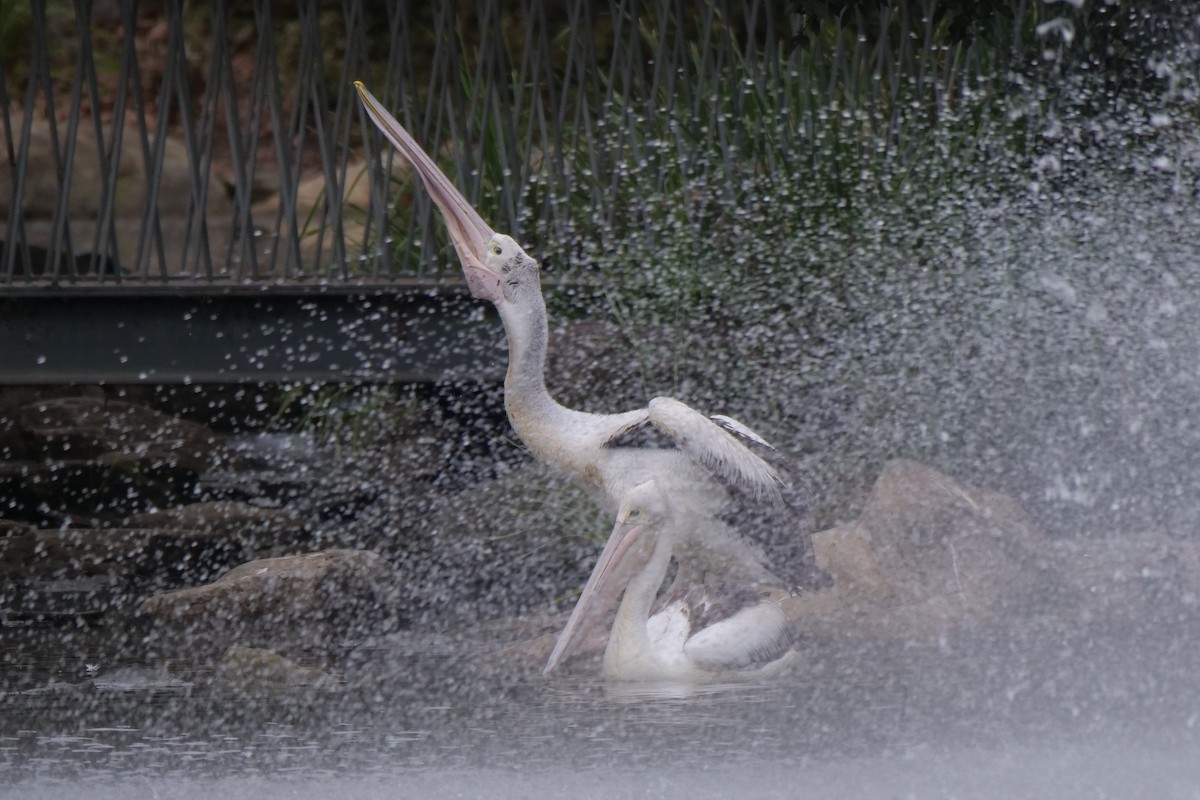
482 232 541 305
354 81 538 306
613 480 671 539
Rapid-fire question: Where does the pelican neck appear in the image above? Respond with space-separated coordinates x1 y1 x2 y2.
499 286 563 417
610 532 673 658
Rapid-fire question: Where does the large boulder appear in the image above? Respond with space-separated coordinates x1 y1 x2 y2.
0 396 236 524
786 460 1069 641
249 157 408 268
0 522 261 622
0 117 231 276
368 461 607 628
0 118 228 222
788 459 1200 647
15 397 233 471
216 644 338 691
139 549 404 652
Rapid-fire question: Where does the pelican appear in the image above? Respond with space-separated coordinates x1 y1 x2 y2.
354 82 822 663
550 480 797 682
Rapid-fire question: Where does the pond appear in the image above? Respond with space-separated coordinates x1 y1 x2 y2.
5 638 1200 798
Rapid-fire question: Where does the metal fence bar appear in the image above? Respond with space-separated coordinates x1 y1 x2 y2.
30 3 76 280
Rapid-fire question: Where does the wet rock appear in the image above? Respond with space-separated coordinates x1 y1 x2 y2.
0 679 96 700
0 414 29 461
0 118 228 221
0 116 231 275
0 524 258 619
90 664 191 692
4 459 198 524
0 397 238 524
216 645 337 691
790 459 1200 648
16 397 234 472
250 157 404 266
851 459 1054 608
0 518 33 535
140 549 403 650
790 459 1071 641
123 500 305 557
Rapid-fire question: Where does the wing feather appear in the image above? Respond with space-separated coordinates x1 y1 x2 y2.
683 600 795 672
647 397 785 504
709 414 776 450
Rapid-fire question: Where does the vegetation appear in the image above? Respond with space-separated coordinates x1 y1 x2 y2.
360 1 1194 307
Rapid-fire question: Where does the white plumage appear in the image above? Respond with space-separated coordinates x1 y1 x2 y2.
588 481 796 682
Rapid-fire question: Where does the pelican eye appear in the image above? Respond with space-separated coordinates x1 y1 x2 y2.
492 245 503 256
627 508 641 519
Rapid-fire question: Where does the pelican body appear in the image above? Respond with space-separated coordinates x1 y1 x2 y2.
354 82 819 674
569 480 796 682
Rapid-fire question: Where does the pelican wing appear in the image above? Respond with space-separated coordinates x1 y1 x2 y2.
709 414 776 450
646 397 785 504
593 408 654 450
683 598 794 672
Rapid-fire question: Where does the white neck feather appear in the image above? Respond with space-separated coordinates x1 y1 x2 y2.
605 533 673 672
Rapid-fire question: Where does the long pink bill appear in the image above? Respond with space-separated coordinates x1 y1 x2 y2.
353 81 502 302
544 519 651 673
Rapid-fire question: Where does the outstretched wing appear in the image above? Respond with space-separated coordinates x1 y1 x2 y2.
718 447 830 593
646 397 785 504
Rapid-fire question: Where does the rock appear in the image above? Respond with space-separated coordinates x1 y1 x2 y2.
216 645 337 691
808 523 891 599
0 524 259 618
792 459 1200 650
250 157 405 267
0 118 228 221
0 518 33 535
16 397 234 472
375 462 607 627
42 526 254 583
3 458 198 524
140 549 403 649
123 501 305 556
0 398 238 523
0 414 28 461
0 116 231 275
90 664 191 692
791 459 1070 641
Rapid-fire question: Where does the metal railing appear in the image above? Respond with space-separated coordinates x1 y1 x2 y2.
0 0 817 292
1 0 422 289
2 1 1020 294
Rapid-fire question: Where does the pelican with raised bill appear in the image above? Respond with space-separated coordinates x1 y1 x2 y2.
354 81 825 666
546 480 797 682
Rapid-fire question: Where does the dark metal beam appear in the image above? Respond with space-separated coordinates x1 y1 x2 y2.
0 287 504 384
